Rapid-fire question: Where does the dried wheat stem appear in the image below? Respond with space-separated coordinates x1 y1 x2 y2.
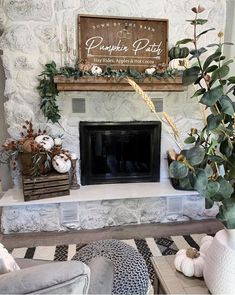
125 77 156 113
125 77 183 150
162 112 180 140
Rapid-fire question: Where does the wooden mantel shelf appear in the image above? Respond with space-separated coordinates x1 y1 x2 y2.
54 76 186 92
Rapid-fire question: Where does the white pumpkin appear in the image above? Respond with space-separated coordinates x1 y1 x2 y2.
145 67 156 75
168 58 189 71
91 65 102 76
52 154 71 173
199 235 213 254
174 248 205 277
35 135 54 150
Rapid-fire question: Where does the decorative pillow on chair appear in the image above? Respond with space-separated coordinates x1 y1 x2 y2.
0 243 20 274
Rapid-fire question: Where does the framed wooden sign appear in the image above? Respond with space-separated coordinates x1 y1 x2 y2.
78 15 168 71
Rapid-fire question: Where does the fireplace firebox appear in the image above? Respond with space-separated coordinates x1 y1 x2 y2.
79 121 161 185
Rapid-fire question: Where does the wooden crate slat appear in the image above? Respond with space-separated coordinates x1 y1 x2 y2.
23 185 70 196
24 190 70 201
22 172 70 202
23 173 69 183
23 180 69 190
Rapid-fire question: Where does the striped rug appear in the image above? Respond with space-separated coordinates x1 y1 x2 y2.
10 233 207 284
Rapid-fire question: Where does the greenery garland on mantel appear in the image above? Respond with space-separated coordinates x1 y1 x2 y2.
37 61 178 123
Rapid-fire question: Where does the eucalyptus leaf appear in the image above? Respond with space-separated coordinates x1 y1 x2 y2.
184 136 196 144
204 180 220 199
194 169 208 193
226 165 235 179
176 38 193 45
191 88 206 98
227 76 235 84
179 176 193 190
203 51 221 71
189 48 207 60
182 66 200 86
222 177 234 196
207 43 219 48
207 114 223 130
211 64 230 81
169 161 189 179
217 199 235 229
196 28 215 38
187 19 208 25
220 138 233 158
186 146 206 166
200 85 223 107
219 95 235 116
205 197 214 209
208 180 220 193
223 59 234 66
204 65 218 74
214 56 226 62
205 165 214 177
222 42 234 46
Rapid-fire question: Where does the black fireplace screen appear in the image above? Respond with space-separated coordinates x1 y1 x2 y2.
80 122 161 185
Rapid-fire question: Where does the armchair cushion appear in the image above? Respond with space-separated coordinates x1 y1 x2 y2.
0 261 90 294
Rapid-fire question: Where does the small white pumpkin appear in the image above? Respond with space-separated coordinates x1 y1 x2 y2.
168 58 189 71
91 65 102 76
199 235 213 254
174 247 205 277
52 154 71 173
145 67 156 75
35 135 54 150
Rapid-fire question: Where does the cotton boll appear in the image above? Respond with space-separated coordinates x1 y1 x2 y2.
91 65 102 76
145 67 156 75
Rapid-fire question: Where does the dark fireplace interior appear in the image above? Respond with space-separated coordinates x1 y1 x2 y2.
80 121 161 185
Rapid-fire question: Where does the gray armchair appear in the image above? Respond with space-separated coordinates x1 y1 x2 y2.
0 256 113 294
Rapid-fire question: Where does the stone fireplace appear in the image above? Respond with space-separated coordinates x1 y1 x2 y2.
0 0 226 233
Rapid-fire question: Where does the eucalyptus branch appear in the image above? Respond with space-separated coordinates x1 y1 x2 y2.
193 12 204 74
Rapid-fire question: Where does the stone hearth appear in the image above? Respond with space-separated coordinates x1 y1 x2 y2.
0 181 211 233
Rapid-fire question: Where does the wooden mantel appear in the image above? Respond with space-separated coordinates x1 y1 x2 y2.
54 76 186 92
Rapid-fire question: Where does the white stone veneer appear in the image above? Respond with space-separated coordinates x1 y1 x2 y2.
0 0 225 232
2 194 209 233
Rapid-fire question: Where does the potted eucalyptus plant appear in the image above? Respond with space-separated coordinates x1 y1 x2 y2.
168 5 235 293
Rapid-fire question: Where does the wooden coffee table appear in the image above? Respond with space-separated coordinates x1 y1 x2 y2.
151 255 209 294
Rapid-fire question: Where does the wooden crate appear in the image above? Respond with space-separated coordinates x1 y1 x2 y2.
22 172 70 202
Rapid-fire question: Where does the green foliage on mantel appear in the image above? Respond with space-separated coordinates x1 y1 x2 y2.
37 61 177 124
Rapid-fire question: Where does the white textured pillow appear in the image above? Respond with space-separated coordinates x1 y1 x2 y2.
0 243 20 274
